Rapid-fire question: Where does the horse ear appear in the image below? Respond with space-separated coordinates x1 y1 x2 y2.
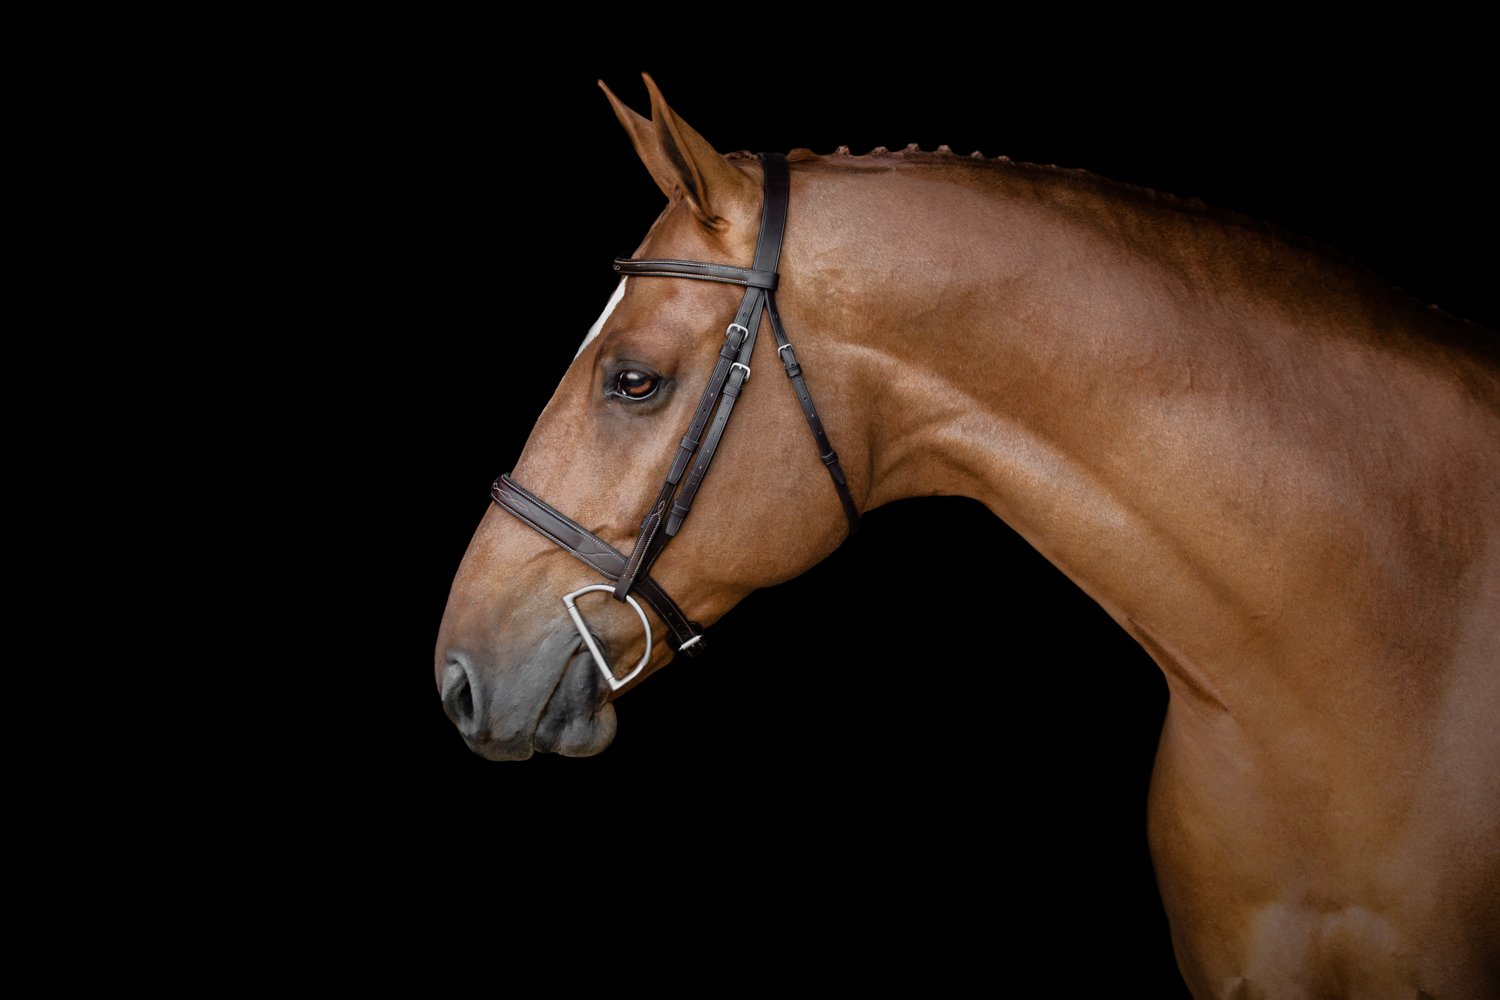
598 74 756 228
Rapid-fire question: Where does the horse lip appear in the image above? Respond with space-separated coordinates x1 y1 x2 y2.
530 643 603 754
534 642 582 730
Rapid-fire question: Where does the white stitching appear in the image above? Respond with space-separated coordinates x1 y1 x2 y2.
495 486 699 640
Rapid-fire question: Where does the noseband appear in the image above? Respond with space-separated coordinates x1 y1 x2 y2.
491 152 858 690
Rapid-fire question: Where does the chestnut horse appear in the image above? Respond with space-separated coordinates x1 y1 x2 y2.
436 77 1498 995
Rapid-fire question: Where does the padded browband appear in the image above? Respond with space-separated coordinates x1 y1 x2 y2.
613 258 779 289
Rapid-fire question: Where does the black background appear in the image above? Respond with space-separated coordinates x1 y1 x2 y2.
309 37 1490 988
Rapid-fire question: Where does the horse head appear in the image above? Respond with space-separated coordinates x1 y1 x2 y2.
435 76 861 759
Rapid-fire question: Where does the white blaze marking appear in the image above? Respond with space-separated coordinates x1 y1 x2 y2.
575 278 627 358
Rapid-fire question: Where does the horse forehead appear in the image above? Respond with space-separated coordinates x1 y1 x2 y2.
611 275 747 344
640 200 756 258
575 278 627 358
572 276 713 363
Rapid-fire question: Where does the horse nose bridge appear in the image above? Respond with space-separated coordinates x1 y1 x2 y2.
440 533 570 656
448 503 611 619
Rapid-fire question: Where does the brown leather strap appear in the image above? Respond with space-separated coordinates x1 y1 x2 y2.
766 292 861 534
609 321 749 601
613 258 779 289
490 476 707 656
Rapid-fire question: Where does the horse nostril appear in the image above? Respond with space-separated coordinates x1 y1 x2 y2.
440 653 478 734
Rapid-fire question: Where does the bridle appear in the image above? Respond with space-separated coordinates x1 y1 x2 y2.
490 153 858 690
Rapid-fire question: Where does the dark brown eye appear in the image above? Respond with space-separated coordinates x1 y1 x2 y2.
614 369 659 400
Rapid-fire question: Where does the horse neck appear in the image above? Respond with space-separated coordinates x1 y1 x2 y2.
788 157 1498 720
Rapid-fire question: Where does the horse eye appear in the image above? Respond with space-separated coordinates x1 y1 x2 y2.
614 369 659 400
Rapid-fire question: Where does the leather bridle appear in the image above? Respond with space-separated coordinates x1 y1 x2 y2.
490 153 858 690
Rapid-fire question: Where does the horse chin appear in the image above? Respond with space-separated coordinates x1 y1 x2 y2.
551 700 617 757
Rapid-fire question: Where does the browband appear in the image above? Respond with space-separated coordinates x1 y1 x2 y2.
613 258 779 289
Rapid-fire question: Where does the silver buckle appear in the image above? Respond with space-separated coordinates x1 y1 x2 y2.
562 585 652 692
726 323 749 345
777 342 795 358
730 361 751 383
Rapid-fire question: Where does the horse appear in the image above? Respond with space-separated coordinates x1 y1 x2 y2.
435 75 1498 995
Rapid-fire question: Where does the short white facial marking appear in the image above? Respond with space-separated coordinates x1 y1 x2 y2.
576 278 627 358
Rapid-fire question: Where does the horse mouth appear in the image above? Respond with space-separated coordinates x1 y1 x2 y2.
532 644 608 753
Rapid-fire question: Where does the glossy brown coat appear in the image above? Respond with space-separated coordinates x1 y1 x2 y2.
437 77 1499 996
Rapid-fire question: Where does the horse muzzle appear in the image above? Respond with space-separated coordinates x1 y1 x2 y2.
438 628 618 760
